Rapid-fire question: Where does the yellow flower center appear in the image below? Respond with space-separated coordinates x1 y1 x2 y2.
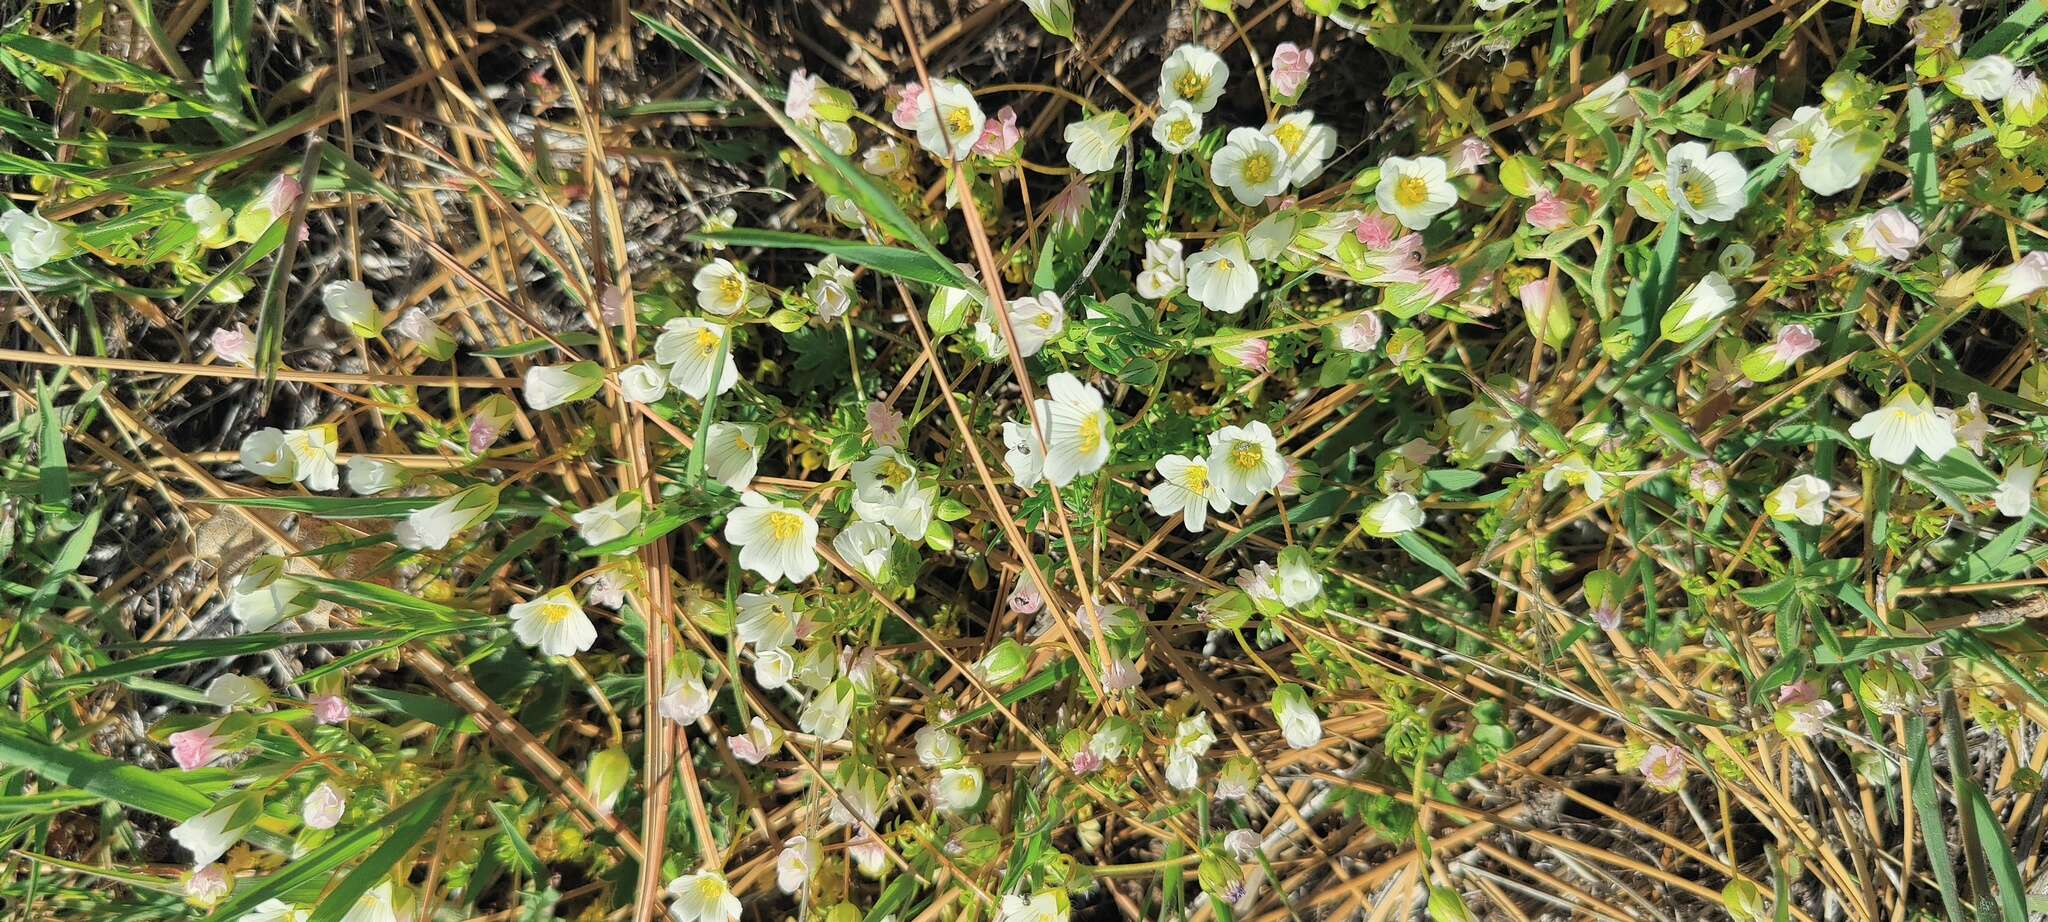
1174 71 1208 101
734 432 752 451
1183 464 1208 492
1892 408 1912 422
1168 120 1194 144
717 273 746 303
1032 312 1053 330
694 329 721 354
1241 153 1274 185
1272 122 1305 154
944 107 975 138
876 458 912 488
1229 440 1264 471
767 510 806 541
1395 175 1431 208
1680 176 1711 207
538 600 576 625
1075 414 1103 455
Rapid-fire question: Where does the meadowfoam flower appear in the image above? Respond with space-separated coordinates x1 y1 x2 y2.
302 782 345 830
1949 55 2017 100
728 716 781 764
1664 141 1749 223
1742 324 1820 383
572 493 641 547
321 280 384 338
911 79 986 160
656 317 741 400
1005 291 1067 356
339 882 403 922
1574 73 1641 122
1205 422 1287 505
1 210 76 270
524 361 603 411
1003 419 1045 488
1151 99 1202 154
1976 252 2048 307
784 68 822 123
694 258 767 317
735 592 802 651
1659 271 1738 343
1269 42 1314 100
799 678 858 742
394 485 497 550
1064 111 1129 174
203 674 269 709
1186 236 1259 314
932 765 984 812
186 194 232 247
2007 72 2047 125
1362 492 1423 537
1275 546 1322 606
834 520 894 582
229 556 314 631
1996 459 2042 518
620 364 667 403
1375 156 1457 230
211 323 257 365
1137 238 1186 299
668 871 741 922
171 794 259 867
724 491 820 583
1148 454 1230 532
1766 474 1830 526
1638 743 1686 792
1165 713 1217 790
1033 372 1113 486
509 587 596 657
862 139 909 175
1543 453 1607 501
704 421 763 490
1849 386 1956 465
1264 112 1336 187
659 673 712 725
1272 683 1322 749
805 255 858 321
777 836 822 894
1022 0 1074 37
170 721 225 770
1160 44 1227 113
1768 107 1880 196
1336 312 1384 352
1001 891 1069 922
1211 127 1289 205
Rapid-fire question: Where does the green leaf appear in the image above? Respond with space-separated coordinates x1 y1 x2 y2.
0 725 210 821
207 780 456 921
1395 532 1466 588
693 229 968 288
1963 780 2028 922
1907 88 1938 215
52 629 417 686
1910 715 1969 922
488 802 545 878
0 34 196 101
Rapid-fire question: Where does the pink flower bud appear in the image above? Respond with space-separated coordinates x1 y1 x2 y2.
1221 337 1270 373
1419 265 1462 303
1451 137 1491 174
1047 177 1092 226
1269 43 1315 98
184 865 231 908
1007 578 1044 615
1526 192 1571 230
890 83 924 130
263 174 302 217
1771 324 1820 364
1102 659 1140 691
972 105 1021 158
1517 278 1556 318
310 694 351 725
1071 749 1103 774
169 723 222 771
1775 679 1819 705
211 324 256 366
1354 212 1399 250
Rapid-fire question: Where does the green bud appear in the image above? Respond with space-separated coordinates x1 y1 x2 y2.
810 86 856 123
1022 0 1074 38
823 902 862 922
1427 885 1474 922
1202 590 1255 631
974 638 1031 686
767 308 808 333
924 520 955 552
584 747 632 814
1664 21 1707 58
1721 879 1768 921
936 498 971 521
1198 850 1247 903
1499 155 1548 198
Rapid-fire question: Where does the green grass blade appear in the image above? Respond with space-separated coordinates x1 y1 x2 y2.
0 724 210 821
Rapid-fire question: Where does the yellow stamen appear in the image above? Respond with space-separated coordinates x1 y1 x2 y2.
1395 175 1431 208
1241 154 1274 185
1272 122 1305 154
1183 464 1209 493
1174 71 1208 101
1075 415 1103 455
1230 440 1264 471
767 510 805 541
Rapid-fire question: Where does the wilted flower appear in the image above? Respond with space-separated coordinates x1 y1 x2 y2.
1949 55 2017 100
169 722 225 770
311 694 351 725
394 485 497 550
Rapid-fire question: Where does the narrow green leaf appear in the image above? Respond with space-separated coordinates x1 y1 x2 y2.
0 726 210 821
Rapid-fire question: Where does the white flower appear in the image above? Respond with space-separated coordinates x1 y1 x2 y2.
1000 891 1068 922
229 556 313 631
346 457 407 495
204 674 270 709
932 765 984 812
0 210 75 269
1995 460 2041 518
1274 548 1322 606
911 79 986 160
1151 99 1203 153
1950 55 2017 100
1338 312 1384 352
1063 111 1129 174
338 882 402 922
524 362 603 410
170 798 254 867
851 447 933 538
753 647 797 689
1211 127 1289 205
1165 714 1216 790
723 491 820 583
1766 474 1830 526
283 426 339 491
833 520 895 582
185 194 231 247
302 782 345 830
1859 207 1922 261
1542 453 1607 501
777 836 822 894
972 318 1011 361
1264 112 1336 187
1665 141 1749 223
862 140 909 175
1362 492 1424 537
658 674 713 725
620 364 668 403
916 727 965 766
1160 44 1227 113
655 317 742 400
798 679 857 742
1375 156 1457 230
1206 422 1287 505
573 493 642 547
694 259 767 317
321 280 384 338
1575 73 1641 121
668 871 741 922
1136 238 1186 299
510 587 597 657
1272 684 1322 749
806 255 858 321
1659 271 1738 342
1148 454 1230 533
394 485 496 550
1186 236 1259 314
1768 107 1879 196
1003 419 1045 488
238 427 297 484
785 69 822 123
735 592 802 650
1004 291 1067 357
1848 387 1956 465
1033 373 1113 486
245 900 312 922
704 421 763 490
1980 252 2048 307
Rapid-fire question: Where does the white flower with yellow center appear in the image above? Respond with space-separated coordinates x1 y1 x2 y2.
0 209 75 270
1361 492 1424 537
286 425 340 491
693 258 767 317
723 491 819 583
932 765 984 813
1206 422 1287 505
1767 106 1880 196
1186 236 1259 314
1264 112 1336 187
667 870 741 922
704 421 763 490
509 587 596 657
185 194 232 247
1664 141 1749 223
1848 386 1956 465
1148 454 1230 532
833 520 895 582
1542 453 1607 501
1151 99 1202 154
1033 372 1113 486
395 485 497 551
735 592 801 650
572 493 642 547
1160 44 1228 113
912 79 987 160
1375 156 1457 230
753 646 796 689
655 317 741 400
238 428 297 484
1005 291 1067 356
1003 419 1045 489
1064 111 1129 174
777 836 822 894
1658 271 1738 343
1766 474 1830 526
338 881 403 922
1211 127 1289 205
1136 238 1186 299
